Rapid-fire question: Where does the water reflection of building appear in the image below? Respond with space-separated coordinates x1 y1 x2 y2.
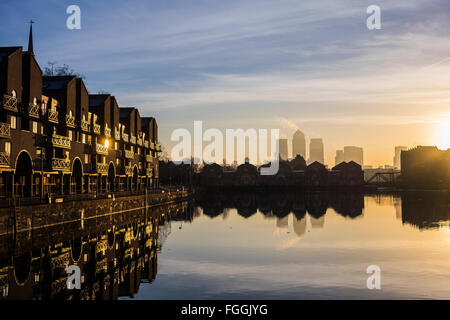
400 192 450 230
195 192 364 222
0 201 191 300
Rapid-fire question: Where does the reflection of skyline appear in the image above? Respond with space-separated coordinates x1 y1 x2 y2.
195 192 450 231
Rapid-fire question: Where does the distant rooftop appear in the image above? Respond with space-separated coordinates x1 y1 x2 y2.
120 107 134 119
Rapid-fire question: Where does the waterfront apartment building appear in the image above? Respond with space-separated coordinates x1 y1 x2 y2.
0 31 161 199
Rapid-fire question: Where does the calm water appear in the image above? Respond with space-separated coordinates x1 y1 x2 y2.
129 192 450 300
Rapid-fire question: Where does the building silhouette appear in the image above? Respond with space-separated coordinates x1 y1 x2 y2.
393 146 407 169
401 146 450 187
343 146 363 165
308 138 324 164
335 150 344 166
279 138 288 160
292 129 306 159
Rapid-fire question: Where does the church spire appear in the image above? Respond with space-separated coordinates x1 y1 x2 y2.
28 20 34 54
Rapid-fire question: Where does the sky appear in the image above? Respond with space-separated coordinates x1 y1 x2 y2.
1 0 449 166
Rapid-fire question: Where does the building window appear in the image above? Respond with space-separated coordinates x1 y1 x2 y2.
10 116 16 129
68 130 72 141
11 90 16 98
41 126 44 134
82 133 86 144
116 158 120 166
115 142 118 150
5 142 11 154
85 154 89 164
32 121 38 133
65 151 69 159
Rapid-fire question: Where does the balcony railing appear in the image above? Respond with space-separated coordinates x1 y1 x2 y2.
52 158 71 171
115 129 120 140
0 152 10 167
66 114 75 127
125 166 133 176
130 135 136 144
2 94 18 112
96 163 108 174
137 138 143 146
146 154 152 162
144 140 149 148
28 103 40 118
93 123 101 135
105 127 111 137
47 110 59 123
122 133 129 142
81 119 90 132
124 149 134 159
0 122 11 138
96 143 108 155
52 134 71 149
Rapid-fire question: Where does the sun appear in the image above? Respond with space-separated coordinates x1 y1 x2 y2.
434 117 450 150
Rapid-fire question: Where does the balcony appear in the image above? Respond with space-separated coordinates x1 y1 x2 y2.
1 94 18 112
146 154 152 162
130 135 136 144
28 103 40 118
96 163 108 174
144 140 149 148
124 149 134 159
0 122 11 138
96 143 108 155
93 123 101 135
122 133 129 142
115 129 120 140
47 110 59 123
52 134 71 149
66 114 75 128
105 127 111 137
52 158 71 171
0 152 10 167
125 166 133 176
81 119 90 132
137 137 143 146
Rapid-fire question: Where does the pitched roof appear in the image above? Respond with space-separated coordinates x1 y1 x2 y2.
89 94 110 107
0 47 21 63
43 76 76 90
119 107 134 119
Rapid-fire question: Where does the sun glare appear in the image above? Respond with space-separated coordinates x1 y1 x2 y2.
434 117 450 150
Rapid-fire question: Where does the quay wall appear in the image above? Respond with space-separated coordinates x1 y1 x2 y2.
0 189 190 240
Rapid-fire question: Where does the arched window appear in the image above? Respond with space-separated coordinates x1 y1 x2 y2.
11 90 16 98
33 97 37 105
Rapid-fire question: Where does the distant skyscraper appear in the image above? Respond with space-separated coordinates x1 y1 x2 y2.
309 138 324 164
335 150 344 166
343 146 364 165
279 138 288 160
393 146 407 169
292 130 306 159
